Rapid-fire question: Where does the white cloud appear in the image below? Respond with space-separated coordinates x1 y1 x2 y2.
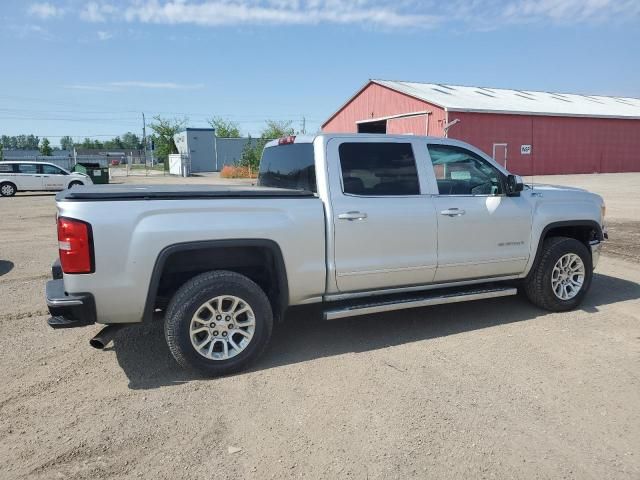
8 23 55 40
122 0 441 28
66 81 205 91
500 0 640 24
65 84 119 92
80 2 116 22
109 81 205 89
34 0 640 29
97 30 114 40
28 2 64 19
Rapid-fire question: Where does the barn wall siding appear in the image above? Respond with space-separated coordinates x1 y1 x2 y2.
323 82 446 136
323 85 640 174
448 112 640 175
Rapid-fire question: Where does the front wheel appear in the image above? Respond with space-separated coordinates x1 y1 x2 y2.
68 181 83 188
164 270 273 376
1 182 16 197
524 236 592 311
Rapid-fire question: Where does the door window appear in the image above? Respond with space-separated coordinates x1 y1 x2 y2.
339 142 420 196
41 164 67 175
427 145 504 195
17 164 38 174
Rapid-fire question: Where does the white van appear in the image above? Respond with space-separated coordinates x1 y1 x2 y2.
0 161 93 197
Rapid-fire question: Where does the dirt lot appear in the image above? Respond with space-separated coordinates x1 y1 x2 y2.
0 173 638 479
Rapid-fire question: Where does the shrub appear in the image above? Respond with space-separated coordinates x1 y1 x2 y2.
220 165 257 179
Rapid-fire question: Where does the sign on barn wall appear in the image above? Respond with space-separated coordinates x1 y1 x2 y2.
521 145 532 155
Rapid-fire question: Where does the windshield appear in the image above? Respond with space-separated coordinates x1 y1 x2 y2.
257 143 316 192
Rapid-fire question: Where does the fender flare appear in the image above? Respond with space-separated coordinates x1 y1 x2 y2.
142 239 289 323
528 220 603 274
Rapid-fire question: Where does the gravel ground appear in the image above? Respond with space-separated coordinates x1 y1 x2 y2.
0 173 638 480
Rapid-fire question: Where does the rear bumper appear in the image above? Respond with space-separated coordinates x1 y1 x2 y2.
45 262 96 328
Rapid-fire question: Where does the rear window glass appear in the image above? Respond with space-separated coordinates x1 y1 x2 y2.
258 143 316 193
339 142 420 196
0 164 13 172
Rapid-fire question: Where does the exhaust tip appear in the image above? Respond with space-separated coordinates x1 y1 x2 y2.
89 338 106 349
89 324 127 350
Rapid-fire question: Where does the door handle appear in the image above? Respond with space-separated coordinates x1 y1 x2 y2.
440 208 466 217
338 211 368 221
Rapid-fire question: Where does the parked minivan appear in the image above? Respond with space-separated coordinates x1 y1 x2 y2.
0 161 93 197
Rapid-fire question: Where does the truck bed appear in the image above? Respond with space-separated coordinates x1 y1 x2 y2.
56 184 315 201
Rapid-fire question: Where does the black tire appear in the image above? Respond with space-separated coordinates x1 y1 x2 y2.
0 182 17 197
68 181 83 188
164 270 273 376
524 236 592 311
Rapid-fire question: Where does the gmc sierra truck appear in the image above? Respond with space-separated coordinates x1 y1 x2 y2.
46 134 606 376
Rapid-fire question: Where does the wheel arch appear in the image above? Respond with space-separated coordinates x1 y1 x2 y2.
143 239 289 323
528 220 603 275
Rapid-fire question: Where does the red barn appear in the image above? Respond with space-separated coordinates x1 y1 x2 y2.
322 80 640 175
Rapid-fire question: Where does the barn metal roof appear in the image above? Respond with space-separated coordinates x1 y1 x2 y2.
373 80 640 119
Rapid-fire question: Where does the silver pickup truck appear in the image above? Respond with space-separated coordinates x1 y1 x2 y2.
46 134 606 375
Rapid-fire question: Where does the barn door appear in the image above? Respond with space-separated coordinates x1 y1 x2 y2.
492 143 508 168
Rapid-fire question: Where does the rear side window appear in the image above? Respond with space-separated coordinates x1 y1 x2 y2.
339 142 419 196
258 143 316 192
0 164 13 173
42 164 67 175
17 163 38 174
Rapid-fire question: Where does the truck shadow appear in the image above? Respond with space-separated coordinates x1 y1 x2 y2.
112 272 640 390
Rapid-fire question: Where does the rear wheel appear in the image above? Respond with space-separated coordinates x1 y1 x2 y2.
524 236 592 311
164 270 273 376
0 182 16 197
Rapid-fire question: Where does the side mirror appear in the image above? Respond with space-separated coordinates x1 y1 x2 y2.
506 174 524 196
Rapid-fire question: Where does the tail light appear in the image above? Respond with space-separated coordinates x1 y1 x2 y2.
57 217 94 274
278 136 296 145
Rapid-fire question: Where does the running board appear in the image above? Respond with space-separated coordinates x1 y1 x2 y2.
323 286 517 321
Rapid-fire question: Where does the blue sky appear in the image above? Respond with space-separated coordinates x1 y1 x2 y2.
1 0 639 146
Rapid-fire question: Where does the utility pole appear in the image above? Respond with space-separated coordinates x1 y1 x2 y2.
301 116 306 135
142 112 147 167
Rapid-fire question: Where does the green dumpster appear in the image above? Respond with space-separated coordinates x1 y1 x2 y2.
73 162 109 184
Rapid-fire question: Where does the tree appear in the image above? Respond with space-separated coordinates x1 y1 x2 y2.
121 132 142 150
103 136 124 149
60 136 74 151
208 117 241 138
149 116 187 165
1 134 39 150
0 135 15 149
261 120 295 140
39 138 52 156
0 142 3 161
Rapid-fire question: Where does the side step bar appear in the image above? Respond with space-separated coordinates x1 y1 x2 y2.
324 286 517 321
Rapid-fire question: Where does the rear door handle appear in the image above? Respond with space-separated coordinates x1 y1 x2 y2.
440 208 465 217
338 211 368 221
